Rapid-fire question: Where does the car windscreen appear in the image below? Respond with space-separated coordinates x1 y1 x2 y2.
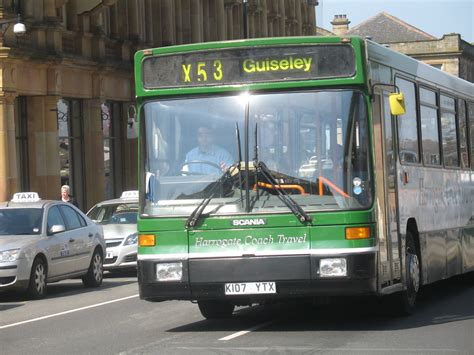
0 208 43 235
87 203 138 225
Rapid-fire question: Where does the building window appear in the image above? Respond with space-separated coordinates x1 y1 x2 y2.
102 102 124 199
15 97 29 191
57 99 85 208
395 77 420 164
440 94 459 167
419 87 441 166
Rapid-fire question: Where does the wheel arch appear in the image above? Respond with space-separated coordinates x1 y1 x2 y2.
93 244 104 259
33 253 49 274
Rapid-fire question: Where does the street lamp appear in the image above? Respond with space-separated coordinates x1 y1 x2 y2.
1 0 26 36
242 0 248 39
0 15 26 36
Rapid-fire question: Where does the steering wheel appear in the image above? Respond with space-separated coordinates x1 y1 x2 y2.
180 160 222 175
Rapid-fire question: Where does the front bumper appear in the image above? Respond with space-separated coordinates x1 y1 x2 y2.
0 259 31 292
138 253 376 302
104 244 137 270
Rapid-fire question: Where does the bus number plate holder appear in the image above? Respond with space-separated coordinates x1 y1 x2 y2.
224 282 276 295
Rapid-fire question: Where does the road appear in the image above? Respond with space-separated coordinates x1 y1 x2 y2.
1 272 473 354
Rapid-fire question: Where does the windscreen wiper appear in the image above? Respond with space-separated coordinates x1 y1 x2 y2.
235 123 244 209
251 123 311 224
256 161 312 224
185 164 238 229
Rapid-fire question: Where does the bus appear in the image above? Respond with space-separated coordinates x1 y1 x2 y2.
135 36 474 319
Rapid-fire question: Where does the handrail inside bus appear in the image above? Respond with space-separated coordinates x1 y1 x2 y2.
253 182 307 195
318 176 349 197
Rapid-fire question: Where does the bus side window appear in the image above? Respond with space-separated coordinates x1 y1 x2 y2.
395 77 420 164
420 87 441 166
457 99 469 169
468 102 474 169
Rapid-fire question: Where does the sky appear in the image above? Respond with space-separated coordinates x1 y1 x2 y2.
316 0 474 43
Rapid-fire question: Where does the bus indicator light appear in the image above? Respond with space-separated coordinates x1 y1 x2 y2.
345 227 370 240
139 234 156 247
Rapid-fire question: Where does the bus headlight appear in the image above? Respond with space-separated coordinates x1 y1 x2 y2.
156 262 183 281
319 258 347 277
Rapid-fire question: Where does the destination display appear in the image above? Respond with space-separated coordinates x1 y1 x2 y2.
142 45 355 89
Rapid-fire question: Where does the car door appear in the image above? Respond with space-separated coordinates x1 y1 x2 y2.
45 205 76 278
58 204 94 272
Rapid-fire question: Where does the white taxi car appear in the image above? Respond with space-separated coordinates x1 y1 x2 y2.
86 191 138 272
0 192 106 299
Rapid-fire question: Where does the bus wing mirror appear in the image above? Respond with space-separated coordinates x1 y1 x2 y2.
389 92 406 116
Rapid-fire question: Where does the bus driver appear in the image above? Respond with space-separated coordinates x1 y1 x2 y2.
183 125 233 175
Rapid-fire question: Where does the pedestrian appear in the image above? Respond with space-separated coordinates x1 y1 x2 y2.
60 185 78 207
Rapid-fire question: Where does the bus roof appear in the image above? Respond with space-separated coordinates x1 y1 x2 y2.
134 36 473 100
366 39 473 99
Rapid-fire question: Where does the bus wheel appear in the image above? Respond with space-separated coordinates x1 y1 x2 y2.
394 231 420 315
198 300 235 319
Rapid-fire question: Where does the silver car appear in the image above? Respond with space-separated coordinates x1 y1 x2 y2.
0 192 106 299
86 191 138 272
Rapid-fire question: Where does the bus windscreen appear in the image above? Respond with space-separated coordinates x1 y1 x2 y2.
142 44 355 89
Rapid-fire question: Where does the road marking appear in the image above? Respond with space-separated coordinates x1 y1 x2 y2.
218 321 273 341
0 294 139 330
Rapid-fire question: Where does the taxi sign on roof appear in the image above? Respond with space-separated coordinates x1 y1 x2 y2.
12 192 41 203
121 190 138 199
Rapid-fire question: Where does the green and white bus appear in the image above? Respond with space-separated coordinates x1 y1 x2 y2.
135 36 474 319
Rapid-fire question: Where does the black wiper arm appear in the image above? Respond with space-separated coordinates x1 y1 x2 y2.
185 164 238 229
256 161 312 224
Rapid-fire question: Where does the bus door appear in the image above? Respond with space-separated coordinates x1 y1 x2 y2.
373 90 402 288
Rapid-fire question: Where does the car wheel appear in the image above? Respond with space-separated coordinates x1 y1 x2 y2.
28 257 47 299
198 300 235 319
82 249 104 288
393 231 420 315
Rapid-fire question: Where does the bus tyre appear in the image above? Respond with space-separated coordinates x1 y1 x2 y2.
395 232 420 315
28 257 47 299
198 300 235 319
82 249 104 288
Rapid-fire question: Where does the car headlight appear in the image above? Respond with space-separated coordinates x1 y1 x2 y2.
0 249 21 263
124 233 138 246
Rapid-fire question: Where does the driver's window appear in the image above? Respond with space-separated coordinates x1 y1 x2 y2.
47 206 65 232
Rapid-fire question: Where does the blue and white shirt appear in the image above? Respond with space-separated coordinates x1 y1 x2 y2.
184 145 233 174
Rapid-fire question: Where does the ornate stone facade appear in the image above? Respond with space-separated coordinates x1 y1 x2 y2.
329 13 474 84
387 34 474 83
0 0 317 208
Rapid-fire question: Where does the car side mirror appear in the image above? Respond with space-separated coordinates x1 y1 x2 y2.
49 225 66 235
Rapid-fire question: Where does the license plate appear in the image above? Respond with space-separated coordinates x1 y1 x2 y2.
224 282 276 295
106 251 114 259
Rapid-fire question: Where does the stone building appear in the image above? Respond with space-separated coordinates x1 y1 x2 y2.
327 12 474 83
0 0 317 209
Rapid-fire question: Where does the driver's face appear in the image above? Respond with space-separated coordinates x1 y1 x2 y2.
197 127 214 152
